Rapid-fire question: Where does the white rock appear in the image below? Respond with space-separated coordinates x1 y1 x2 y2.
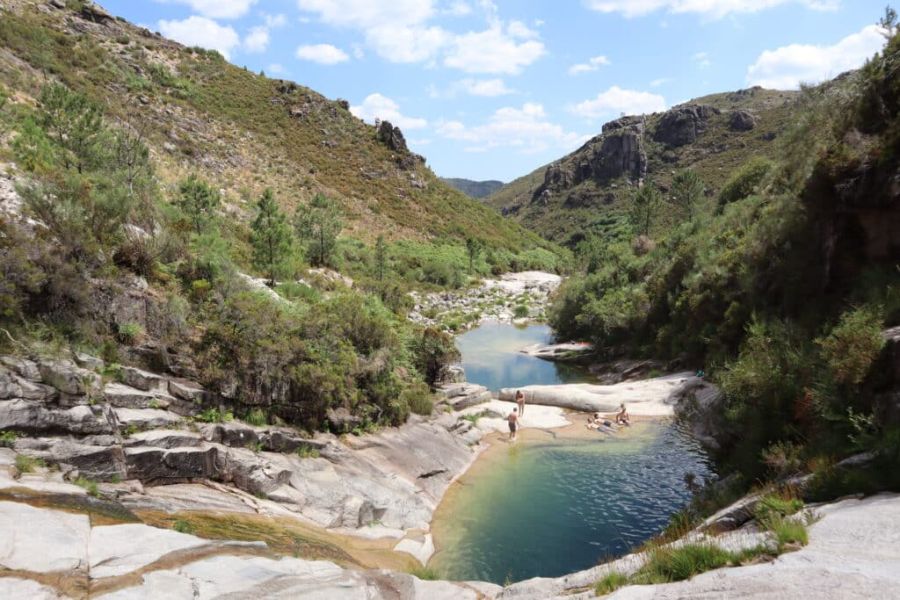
88 524 211 579
0 501 90 573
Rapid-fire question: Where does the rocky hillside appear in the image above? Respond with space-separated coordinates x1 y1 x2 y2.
486 87 798 245
441 178 505 199
0 0 550 252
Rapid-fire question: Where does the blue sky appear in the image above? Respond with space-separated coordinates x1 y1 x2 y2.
102 1 888 181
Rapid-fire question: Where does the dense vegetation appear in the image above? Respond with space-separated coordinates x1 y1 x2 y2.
551 21 900 485
0 0 560 432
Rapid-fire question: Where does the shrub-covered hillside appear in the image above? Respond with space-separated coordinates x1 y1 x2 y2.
0 0 565 432
550 21 900 486
0 0 559 259
487 87 798 246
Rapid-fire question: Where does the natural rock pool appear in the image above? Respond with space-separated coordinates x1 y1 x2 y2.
433 323 714 584
456 322 593 390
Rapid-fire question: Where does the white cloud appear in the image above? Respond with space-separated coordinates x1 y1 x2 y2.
157 0 257 19
296 0 434 29
244 26 269 53
436 103 586 153
459 78 513 96
297 0 544 73
267 63 286 74
650 77 672 87
351 93 428 130
444 23 545 74
568 55 611 75
158 16 240 59
584 0 839 19
693 51 711 68
571 86 667 119
747 24 885 89
445 1 472 16
296 44 350 65
264 13 288 28
366 25 449 63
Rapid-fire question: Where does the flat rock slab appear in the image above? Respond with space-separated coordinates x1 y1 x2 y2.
460 399 570 433
499 373 695 416
89 523 264 579
394 533 435 565
114 407 182 429
0 578 68 599
0 500 90 573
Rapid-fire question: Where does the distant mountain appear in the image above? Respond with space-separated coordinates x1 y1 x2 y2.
486 87 799 246
441 178 505 199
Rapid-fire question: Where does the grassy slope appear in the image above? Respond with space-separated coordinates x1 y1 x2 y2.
0 0 552 254
486 88 799 245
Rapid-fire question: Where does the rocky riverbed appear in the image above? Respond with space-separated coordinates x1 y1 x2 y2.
408 271 562 332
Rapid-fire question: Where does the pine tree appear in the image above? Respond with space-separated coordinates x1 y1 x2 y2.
670 169 704 222
251 188 292 286
629 183 661 236
177 175 221 234
294 194 342 267
465 237 483 273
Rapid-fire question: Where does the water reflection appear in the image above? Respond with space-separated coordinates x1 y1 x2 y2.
456 323 592 391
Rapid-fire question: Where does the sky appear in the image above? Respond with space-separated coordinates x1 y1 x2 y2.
102 1 890 182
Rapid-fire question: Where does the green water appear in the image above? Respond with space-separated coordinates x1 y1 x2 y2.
456 323 592 391
431 421 714 584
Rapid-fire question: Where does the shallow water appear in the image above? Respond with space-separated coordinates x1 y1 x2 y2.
455 323 593 391
430 421 714 584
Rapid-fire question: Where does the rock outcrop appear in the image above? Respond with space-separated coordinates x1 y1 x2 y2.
653 104 720 147
729 109 757 131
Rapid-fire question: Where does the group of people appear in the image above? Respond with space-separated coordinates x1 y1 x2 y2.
505 389 629 441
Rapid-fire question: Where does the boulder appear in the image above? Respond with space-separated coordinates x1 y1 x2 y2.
729 109 757 131
654 104 720 147
0 368 57 401
199 422 260 448
124 429 203 449
118 366 168 393
38 359 101 396
326 407 362 432
114 407 182 430
167 378 207 403
16 437 126 480
0 400 111 435
376 120 409 153
73 352 104 371
435 364 466 385
103 383 160 409
0 356 41 381
125 445 219 482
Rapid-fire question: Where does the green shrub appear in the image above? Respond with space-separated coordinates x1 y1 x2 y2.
411 328 460 386
173 519 194 534
816 307 885 387
195 408 234 423
513 304 529 319
73 476 99 497
402 382 434 416
15 454 45 473
244 408 268 427
296 445 320 459
770 517 809 548
594 571 628 596
634 543 733 584
275 281 319 302
116 322 144 345
0 431 17 448
717 158 773 207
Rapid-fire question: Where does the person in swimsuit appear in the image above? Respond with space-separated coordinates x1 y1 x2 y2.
508 407 519 441
515 390 525 417
615 403 630 426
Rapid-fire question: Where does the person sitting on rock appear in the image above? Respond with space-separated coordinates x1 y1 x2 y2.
615 403 630 426
508 407 519 441
586 412 602 429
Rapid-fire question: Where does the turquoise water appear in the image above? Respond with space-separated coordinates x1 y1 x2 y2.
456 323 592 391
433 322 714 584
430 422 714 584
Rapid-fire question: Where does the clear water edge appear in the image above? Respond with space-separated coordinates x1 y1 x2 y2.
430 323 714 584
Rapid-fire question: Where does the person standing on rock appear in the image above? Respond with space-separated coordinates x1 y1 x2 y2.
515 389 525 418
508 407 519 441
